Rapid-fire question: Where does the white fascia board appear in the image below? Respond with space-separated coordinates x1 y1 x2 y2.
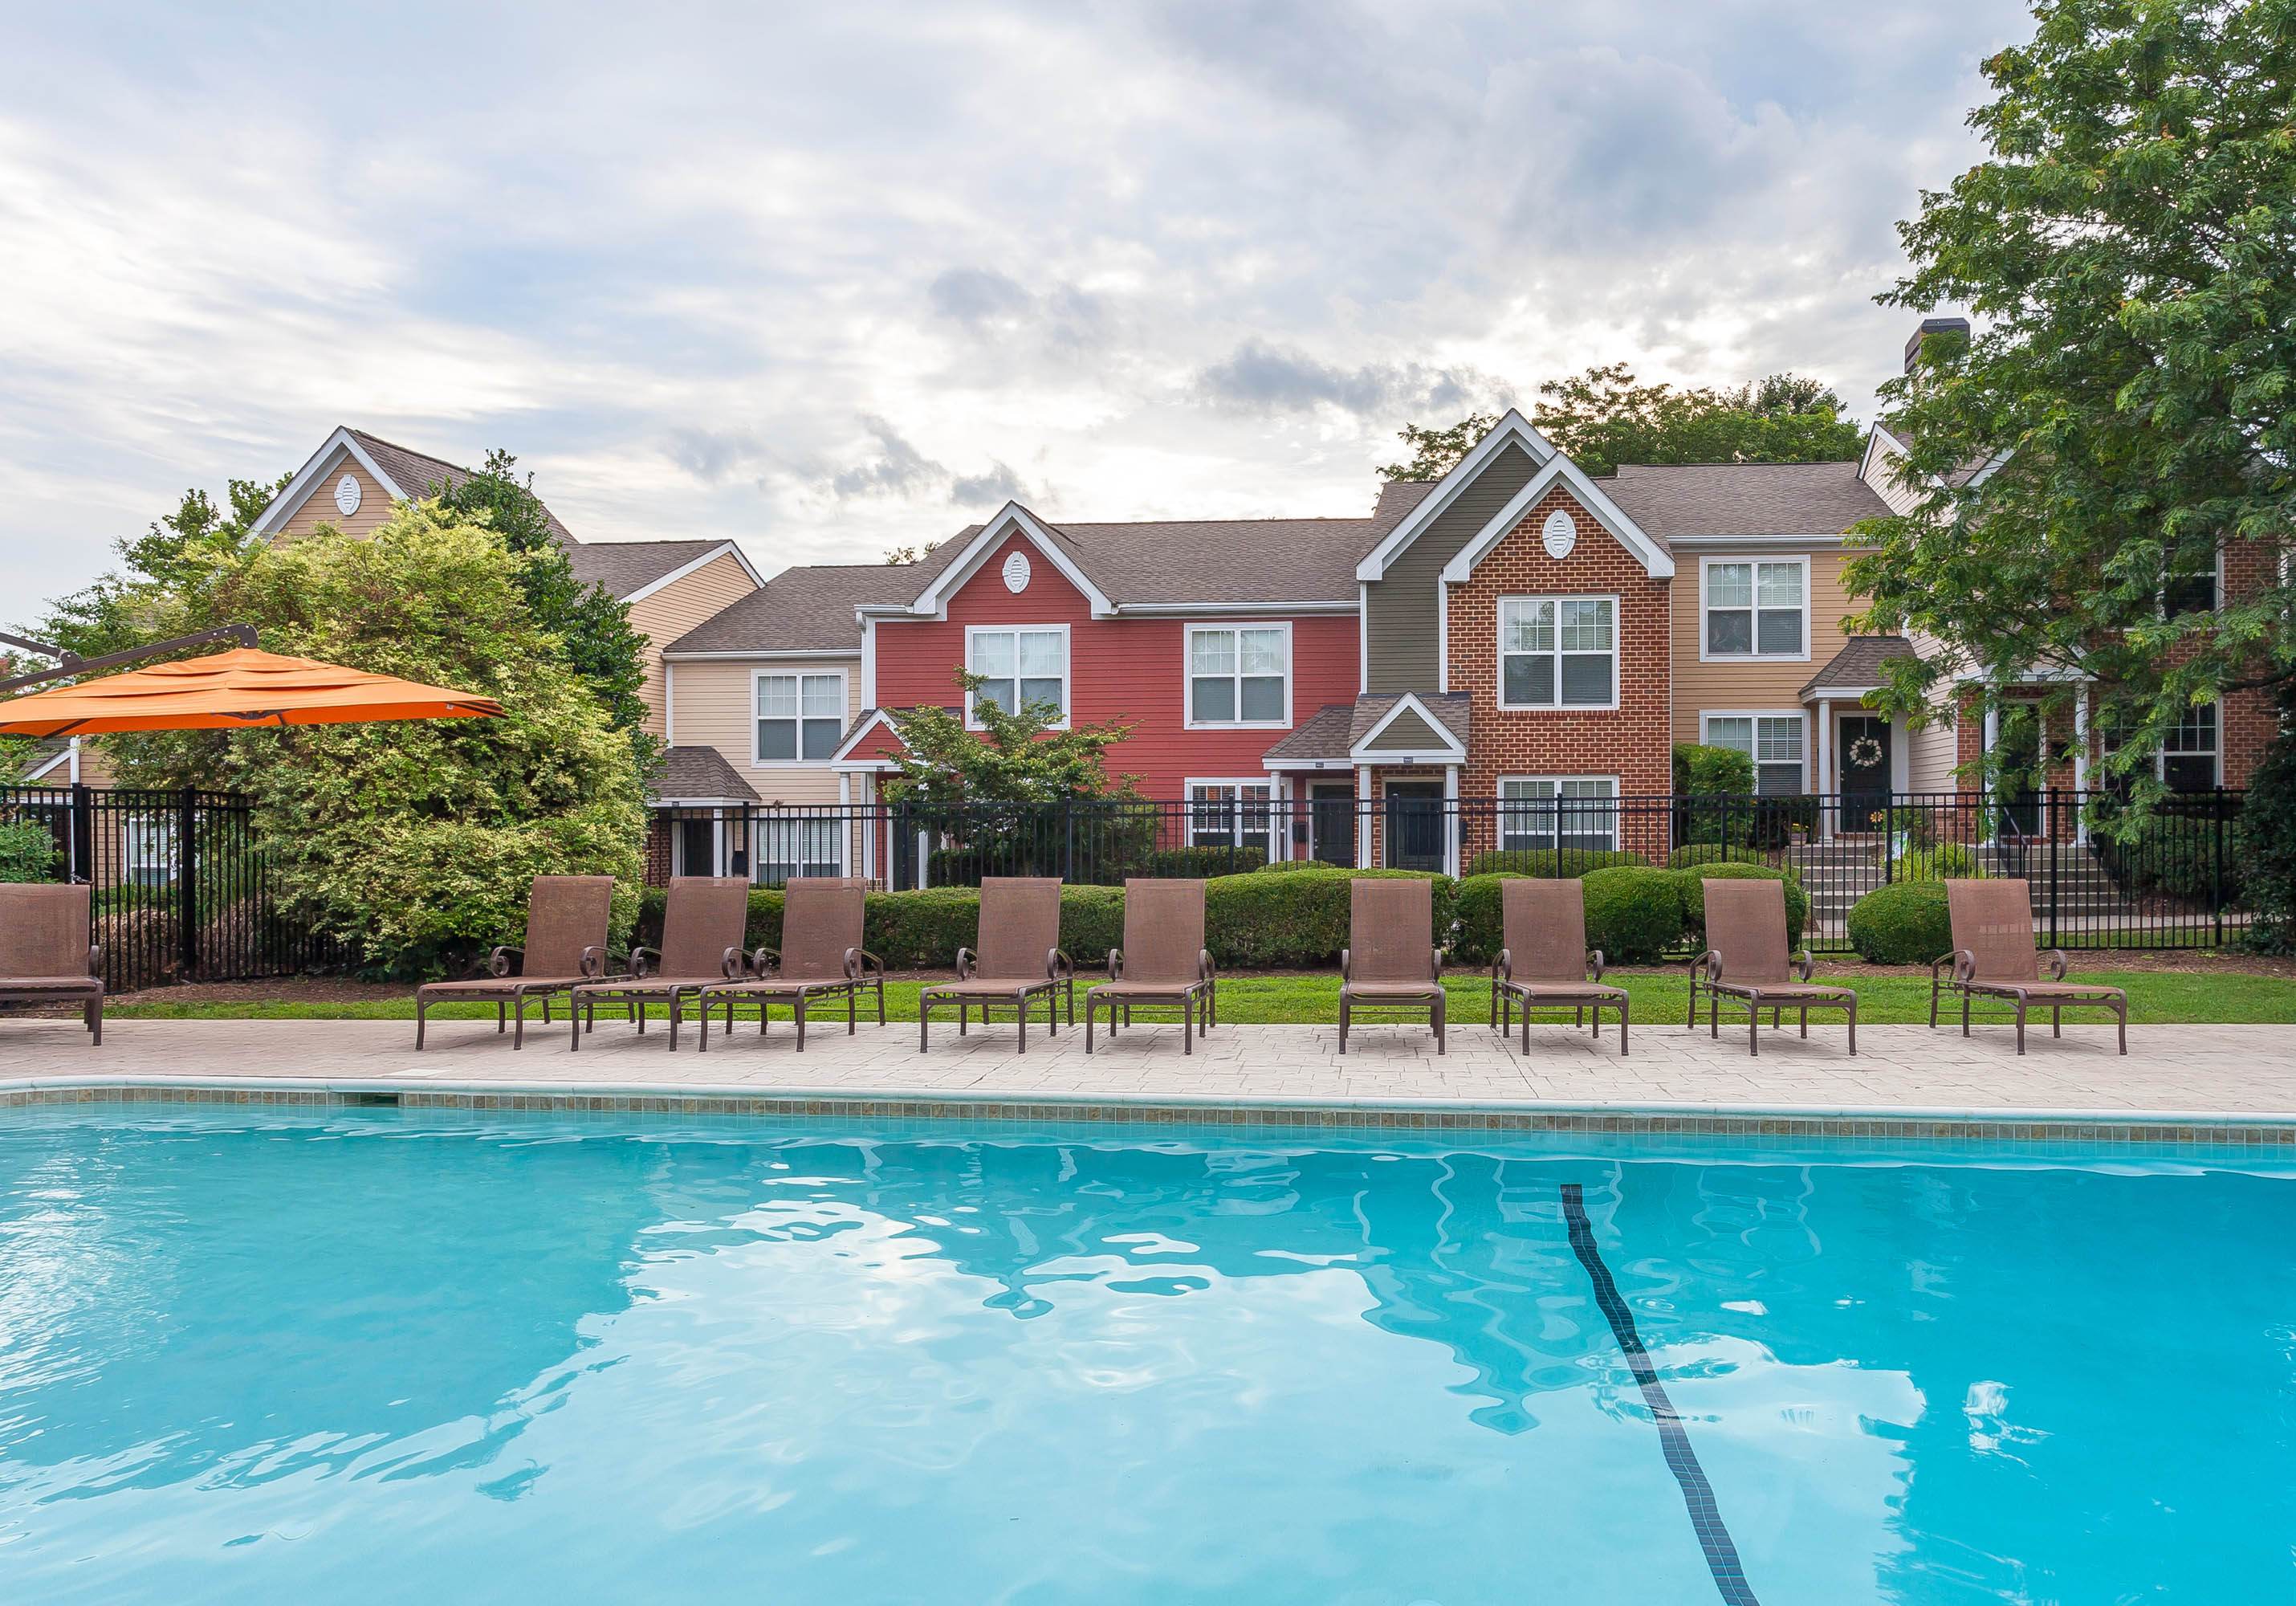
1110 598 1357 618
1439 455 1675 581
1347 691 1467 762
1666 532 1858 552
653 794 757 808
622 541 766 604
828 707 904 764
910 503 1113 618
249 427 408 536
1356 409 1558 581
661 648 859 662
21 747 70 782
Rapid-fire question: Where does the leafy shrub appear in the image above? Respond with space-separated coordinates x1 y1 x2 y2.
1666 844 1791 875
1672 743 1755 795
1847 881 1953 964
2093 801 2243 908
1748 794 1823 848
1463 847 1645 878
1255 857 1347 874
1675 864 1809 952
2243 687 2296 952
634 882 1128 970
1204 866 1454 968
1891 842 1982 882
0 818 59 882
1578 866 1685 964
1134 845 1267 878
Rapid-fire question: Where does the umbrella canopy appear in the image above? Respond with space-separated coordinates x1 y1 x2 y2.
0 647 504 738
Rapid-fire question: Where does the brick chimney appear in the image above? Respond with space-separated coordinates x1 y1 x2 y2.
1903 316 1971 373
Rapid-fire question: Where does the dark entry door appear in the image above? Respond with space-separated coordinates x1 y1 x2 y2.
1838 716 1893 830
1384 782 1444 872
678 817 714 876
1995 707 2044 840
1309 783 1356 866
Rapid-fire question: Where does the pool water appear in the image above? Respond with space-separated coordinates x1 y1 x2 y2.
0 1110 2290 1604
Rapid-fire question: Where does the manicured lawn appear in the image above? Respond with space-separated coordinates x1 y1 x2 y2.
101 968 2296 1025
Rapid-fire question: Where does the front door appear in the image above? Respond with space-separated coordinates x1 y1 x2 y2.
677 817 714 876
1384 782 1444 872
1309 783 1355 867
1838 715 1892 831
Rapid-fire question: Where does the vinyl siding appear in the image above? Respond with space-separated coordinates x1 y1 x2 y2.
625 552 762 738
870 532 1359 797
668 655 861 805
1671 547 1864 746
272 448 401 541
1860 438 1924 516
1364 707 1445 751
1363 442 1540 694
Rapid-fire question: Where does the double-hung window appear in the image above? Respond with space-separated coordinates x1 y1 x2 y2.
968 628 1066 723
1188 626 1288 725
1704 560 1805 657
1704 714 1806 795
2163 702 2219 791
1189 782 1274 857
1499 597 1615 708
756 673 845 762
1498 778 1618 851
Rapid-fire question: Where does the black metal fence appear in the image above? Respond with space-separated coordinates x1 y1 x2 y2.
1 785 341 992
653 789 2248 952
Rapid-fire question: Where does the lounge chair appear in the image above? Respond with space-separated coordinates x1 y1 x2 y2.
1932 878 2127 1054
567 876 751 1052
1338 877 1444 1054
414 874 614 1050
1688 878 1856 1056
1492 878 1629 1053
1084 878 1215 1054
0 884 102 1045
918 876 1073 1052
697 878 885 1051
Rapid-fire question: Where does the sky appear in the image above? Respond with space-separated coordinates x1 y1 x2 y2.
0 0 2034 614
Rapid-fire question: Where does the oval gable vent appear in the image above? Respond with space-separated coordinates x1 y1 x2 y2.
1540 509 1577 560
1001 551 1032 593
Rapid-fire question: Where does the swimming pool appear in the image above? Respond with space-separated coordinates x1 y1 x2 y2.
0 1107 2288 1603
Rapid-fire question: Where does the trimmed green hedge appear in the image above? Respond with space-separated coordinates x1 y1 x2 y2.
1135 845 1268 878
1847 880 1953 964
1463 847 1646 878
1675 863 1810 952
1205 866 1454 968
1666 844 1789 874
1580 866 1687 964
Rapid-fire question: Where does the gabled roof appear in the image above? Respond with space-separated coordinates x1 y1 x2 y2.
829 707 912 770
567 540 759 603
1261 693 1471 766
1356 410 1558 581
1801 635 1915 699
1442 454 1675 581
666 563 910 654
1595 460 1892 540
648 744 760 805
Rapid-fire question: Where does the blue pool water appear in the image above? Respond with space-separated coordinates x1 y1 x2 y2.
0 1109 2290 1604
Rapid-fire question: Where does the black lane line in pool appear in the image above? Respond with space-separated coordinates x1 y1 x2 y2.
1560 1182 1761 1606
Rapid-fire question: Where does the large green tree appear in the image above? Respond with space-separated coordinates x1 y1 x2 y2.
1380 367 1862 481
1844 0 2296 807
32 475 287 660
879 671 1140 810
105 503 647 977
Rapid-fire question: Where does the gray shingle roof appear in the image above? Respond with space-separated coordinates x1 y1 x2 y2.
563 539 734 601
1597 460 1891 539
1801 635 1915 698
648 745 760 804
665 564 911 654
1260 692 1471 764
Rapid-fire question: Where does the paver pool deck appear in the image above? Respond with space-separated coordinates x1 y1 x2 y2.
2 1014 2293 1126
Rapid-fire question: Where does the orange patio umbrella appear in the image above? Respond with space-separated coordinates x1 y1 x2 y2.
0 646 503 738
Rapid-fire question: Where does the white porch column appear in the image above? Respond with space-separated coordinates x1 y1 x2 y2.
1275 774 1293 862
1356 765 1374 869
1443 764 1460 878
838 772 853 877
2072 688 2090 843
710 807 725 877
1816 700 1833 840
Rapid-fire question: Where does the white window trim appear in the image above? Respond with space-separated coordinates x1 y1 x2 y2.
1700 708 1810 793
752 668 849 768
1495 593 1621 712
1698 555 1813 664
1181 620 1294 730
1495 774 1622 848
963 622 1072 731
2159 699 2222 787
1185 777 1280 847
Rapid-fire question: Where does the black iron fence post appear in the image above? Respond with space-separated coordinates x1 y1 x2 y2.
178 786 199 980
2213 797 2226 945
68 781 92 884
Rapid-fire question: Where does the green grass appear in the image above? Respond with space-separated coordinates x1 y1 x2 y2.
103 968 2296 1025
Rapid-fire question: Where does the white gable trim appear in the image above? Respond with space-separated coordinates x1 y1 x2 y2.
828 707 906 769
1439 455 1675 582
249 427 410 536
623 541 766 604
1355 409 1557 582
906 503 1113 619
1347 692 1467 764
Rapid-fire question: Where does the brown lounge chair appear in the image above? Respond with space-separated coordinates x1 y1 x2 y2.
414 874 614 1050
697 878 885 1051
1688 878 1856 1056
1492 878 1629 1053
918 876 1074 1052
1932 878 2127 1054
1084 878 1215 1054
1339 877 1445 1054
0 884 103 1045
567 875 750 1052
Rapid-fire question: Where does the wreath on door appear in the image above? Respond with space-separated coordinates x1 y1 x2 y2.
1846 735 1885 770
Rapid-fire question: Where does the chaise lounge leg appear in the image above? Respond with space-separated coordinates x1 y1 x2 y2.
1846 998 1857 1056
1618 997 1630 1056
88 997 101 1046
514 993 528 1050
2015 998 2025 1055
1748 999 1760 1057
1085 996 1096 1054
796 994 807 1053
1338 997 1349 1055
1435 993 1445 1055
1183 993 1192 1056
1016 993 1026 1054
2053 1005 2061 1038
416 998 427 1050
497 1001 506 1034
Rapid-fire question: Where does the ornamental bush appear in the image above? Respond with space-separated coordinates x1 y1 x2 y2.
1463 848 1645 877
1134 845 1268 878
633 882 1129 970
1891 842 1982 882
0 818 59 882
1577 866 1685 964
1847 880 1953 965
1665 844 1793 875
1675 863 1810 952
1205 866 1454 968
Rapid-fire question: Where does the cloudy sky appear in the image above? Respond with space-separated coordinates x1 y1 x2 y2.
0 0 2032 611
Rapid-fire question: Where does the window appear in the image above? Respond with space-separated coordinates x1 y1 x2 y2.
755 673 845 763
1703 714 1806 795
968 628 1066 723
1499 596 1615 707
1704 560 1805 657
755 817 845 883
2163 702 2219 791
1498 777 1618 851
2163 550 2221 617
1190 782 1275 856
123 816 177 888
1187 626 1288 725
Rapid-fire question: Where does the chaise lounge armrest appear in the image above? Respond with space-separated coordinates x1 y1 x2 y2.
488 945 524 978
1048 947 1073 982
955 946 975 980
627 946 659 980
2044 948 2070 980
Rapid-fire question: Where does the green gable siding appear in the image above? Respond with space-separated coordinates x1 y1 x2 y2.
1362 705 1448 752
1363 441 1540 693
